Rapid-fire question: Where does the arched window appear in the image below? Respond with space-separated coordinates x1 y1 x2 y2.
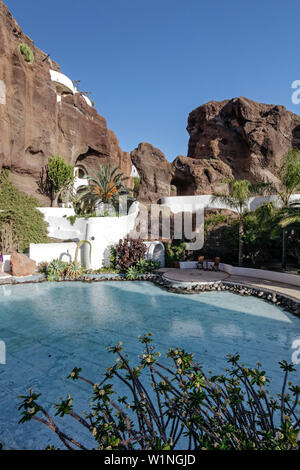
74 166 87 179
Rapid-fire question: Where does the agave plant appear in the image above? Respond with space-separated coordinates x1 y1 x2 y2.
47 259 68 278
77 164 130 214
126 266 140 280
66 262 84 280
136 259 161 273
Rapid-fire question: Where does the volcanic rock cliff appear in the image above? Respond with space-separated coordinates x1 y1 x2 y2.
0 1 133 205
133 97 300 202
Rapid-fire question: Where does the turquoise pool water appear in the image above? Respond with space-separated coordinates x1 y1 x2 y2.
0 281 299 449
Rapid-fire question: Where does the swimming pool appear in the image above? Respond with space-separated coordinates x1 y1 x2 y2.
0 281 299 449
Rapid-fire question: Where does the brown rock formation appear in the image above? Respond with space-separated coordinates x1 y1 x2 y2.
131 143 173 203
0 1 133 205
10 253 36 276
186 97 300 192
132 97 300 201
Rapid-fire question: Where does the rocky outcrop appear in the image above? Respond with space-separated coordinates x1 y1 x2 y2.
132 97 300 201
0 1 133 205
186 97 300 191
10 253 36 276
131 143 173 202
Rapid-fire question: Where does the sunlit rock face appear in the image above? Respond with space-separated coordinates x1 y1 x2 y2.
132 97 300 201
131 142 173 203
186 96 300 192
0 0 133 205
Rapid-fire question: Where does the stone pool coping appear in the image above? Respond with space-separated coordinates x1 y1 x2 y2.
0 271 299 318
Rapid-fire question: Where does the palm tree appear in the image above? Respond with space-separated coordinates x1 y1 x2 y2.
212 179 269 266
272 149 300 269
77 164 130 214
270 204 300 267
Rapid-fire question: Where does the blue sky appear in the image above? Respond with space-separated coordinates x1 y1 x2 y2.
5 0 300 161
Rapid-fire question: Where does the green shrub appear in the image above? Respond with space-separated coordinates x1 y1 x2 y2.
204 213 228 233
48 155 74 207
19 43 34 63
37 261 49 274
95 267 120 274
109 245 117 269
164 240 186 267
0 171 48 252
133 177 140 198
18 335 300 450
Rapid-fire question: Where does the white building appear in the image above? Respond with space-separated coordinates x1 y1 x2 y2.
50 70 93 107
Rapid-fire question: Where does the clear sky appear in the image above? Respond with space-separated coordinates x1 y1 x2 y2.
5 0 300 161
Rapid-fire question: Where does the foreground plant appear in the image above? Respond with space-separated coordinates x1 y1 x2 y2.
18 335 300 450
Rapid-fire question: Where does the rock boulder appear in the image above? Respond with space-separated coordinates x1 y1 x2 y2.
10 253 36 277
131 143 173 203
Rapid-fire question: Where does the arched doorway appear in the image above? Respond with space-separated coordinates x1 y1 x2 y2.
74 165 88 192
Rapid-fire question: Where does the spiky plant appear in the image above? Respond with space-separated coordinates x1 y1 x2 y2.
66 262 84 280
77 164 130 214
126 266 140 280
47 259 68 278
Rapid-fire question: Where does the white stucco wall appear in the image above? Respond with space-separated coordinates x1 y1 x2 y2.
179 261 300 288
35 203 140 269
161 194 300 214
37 207 85 240
50 70 76 94
30 243 78 265
84 203 140 269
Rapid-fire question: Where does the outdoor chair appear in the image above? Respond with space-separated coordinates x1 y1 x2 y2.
212 257 220 272
197 255 205 270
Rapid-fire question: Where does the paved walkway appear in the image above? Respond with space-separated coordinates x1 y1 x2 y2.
161 268 229 283
160 268 300 301
227 275 300 301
